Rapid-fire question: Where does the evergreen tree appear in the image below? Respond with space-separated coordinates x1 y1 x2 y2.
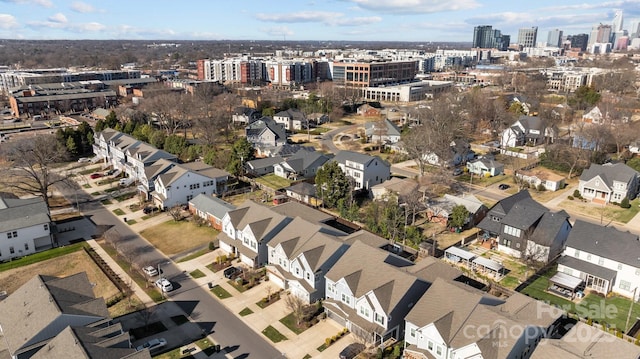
449 205 469 229
315 161 350 208
226 137 255 176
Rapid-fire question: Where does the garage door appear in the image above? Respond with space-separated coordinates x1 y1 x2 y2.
268 272 286 289
326 308 347 327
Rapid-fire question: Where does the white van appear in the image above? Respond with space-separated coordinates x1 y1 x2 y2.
119 178 133 186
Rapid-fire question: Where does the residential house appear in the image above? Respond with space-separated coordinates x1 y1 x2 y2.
531 321 640 359
306 113 329 126
217 200 292 267
188 194 236 230
152 162 229 209
466 156 504 177
92 128 177 183
500 116 554 148
245 156 284 176
371 177 419 202
424 140 475 167
506 94 532 115
324 241 431 345
332 150 391 191
266 217 349 303
273 108 306 131
364 119 402 144
30 325 150 359
578 162 639 204
477 190 572 263
404 278 564 359
257 144 315 158
245 117 287 148
425 194 488 229
0 272 116 359
273 150 330 180
139 158 177 200
516 169 566 191
285 182 320 206
557 220 640 300
357 104 382 117
0 195 52 261
582 106 604 124
232 106 261 125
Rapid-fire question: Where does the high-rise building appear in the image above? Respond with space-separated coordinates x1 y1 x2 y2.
589 24 612 45
518 27 538 48
613 10 624 32
472 25 509 50
567 34 589 51
547 29 563 47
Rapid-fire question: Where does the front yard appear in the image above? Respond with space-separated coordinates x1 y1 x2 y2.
557 197 640 224
140 220 219 256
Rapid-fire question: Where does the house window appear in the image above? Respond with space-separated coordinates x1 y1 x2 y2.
428 341 434 350
187 195 193 201
620 280 632 291
24 243 28 251
516 243 520 249
306 273 311 280
618 263 623 270
295 267 300 275
503 225 521 237
587 254 592 261
44 224 49 231
341 294 351 305
7 231 17 239
575 249 580 258
636 269 640 276
598 257 604 266
491 216 500 222
502 238 511 247
410 328 416 337
436 346 442 356
9 247 14 254
374 313 385 325
359 306 369 317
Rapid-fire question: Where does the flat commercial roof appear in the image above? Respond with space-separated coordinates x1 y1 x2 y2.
445 246 476 261
549 272 583 290
472 256 503 272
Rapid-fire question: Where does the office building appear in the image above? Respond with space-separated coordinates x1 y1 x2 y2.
547 29 563 47
589 24 612 45
517 27 538 48
473 25 509 50
567 33 589 51
331 60 418 88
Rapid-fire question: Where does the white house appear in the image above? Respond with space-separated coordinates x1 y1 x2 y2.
273 108 306 131
404 279 563 359
515 169 566 191
266 217 349 303
0 195 52 261
332 150 391 191
324 241 431 345
557 220 640 300
582 106 603 124
466 156 504 177
501 116 554 148
273 150 330 180
578 163 639 204
152 162 229 209
364 118 402 144
217 200 291 267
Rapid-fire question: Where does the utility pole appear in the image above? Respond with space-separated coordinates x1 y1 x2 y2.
625 287 638 333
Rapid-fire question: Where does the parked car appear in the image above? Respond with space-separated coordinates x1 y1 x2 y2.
143 206 156 214
143 266 158 277
119 178 133 186
77 157 90 163
155 278 173 292
453 168 463 176
90 173 102 179
498 184 510 190
339 343 365 359
223 266 241 279
136 338 167 352
103 169 116 176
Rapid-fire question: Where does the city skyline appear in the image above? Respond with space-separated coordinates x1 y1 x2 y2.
0 0 639 43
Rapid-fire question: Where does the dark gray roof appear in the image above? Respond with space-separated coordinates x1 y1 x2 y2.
517 115 544 138
579 162 639 186
245 156 284 171
557 255 617 281
0 195 50 233
529 210 570 247
246 117 287 142
189 194 236 220
279 150 330 173
564 220 640 268
274 108 305 121
285 182 317 197
271 201 335 224
477 190 544 234
364 119 401 137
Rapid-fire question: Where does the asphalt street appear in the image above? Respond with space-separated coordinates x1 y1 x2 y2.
55 183 281 359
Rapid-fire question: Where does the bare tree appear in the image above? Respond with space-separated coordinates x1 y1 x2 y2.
135 303 158 333
0 135 70 208
265 284 274 302
284 292 306 325
103 227 123 249
167 205 184 222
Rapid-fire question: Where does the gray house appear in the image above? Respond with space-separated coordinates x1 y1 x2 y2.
578 163 639 204
273 150 331 180
245 117 287 148
477 190 571 263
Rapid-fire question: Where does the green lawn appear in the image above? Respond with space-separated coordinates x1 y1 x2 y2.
190 269 206 278
239 307 254 316
0 242 86 272
178 248 211 263
210 285 232 299
140 220 219 257
501 276 520 289
279 312 308 335
82 184 92 189
255 174 293 190
126 219 137 225
112 208 125 216
262 325 287 343
520 267 640 331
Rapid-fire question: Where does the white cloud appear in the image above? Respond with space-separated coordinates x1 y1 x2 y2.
0 0 52 7
74 22 105 32
256 11 381 27
346 0 480 14
48 13 68 23
334 16 382 26
0 14 19 29
70 1 97 13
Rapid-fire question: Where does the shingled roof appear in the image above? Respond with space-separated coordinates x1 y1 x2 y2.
565 220 640 268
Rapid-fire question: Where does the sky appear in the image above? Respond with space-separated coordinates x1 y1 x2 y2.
1 0 640 42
